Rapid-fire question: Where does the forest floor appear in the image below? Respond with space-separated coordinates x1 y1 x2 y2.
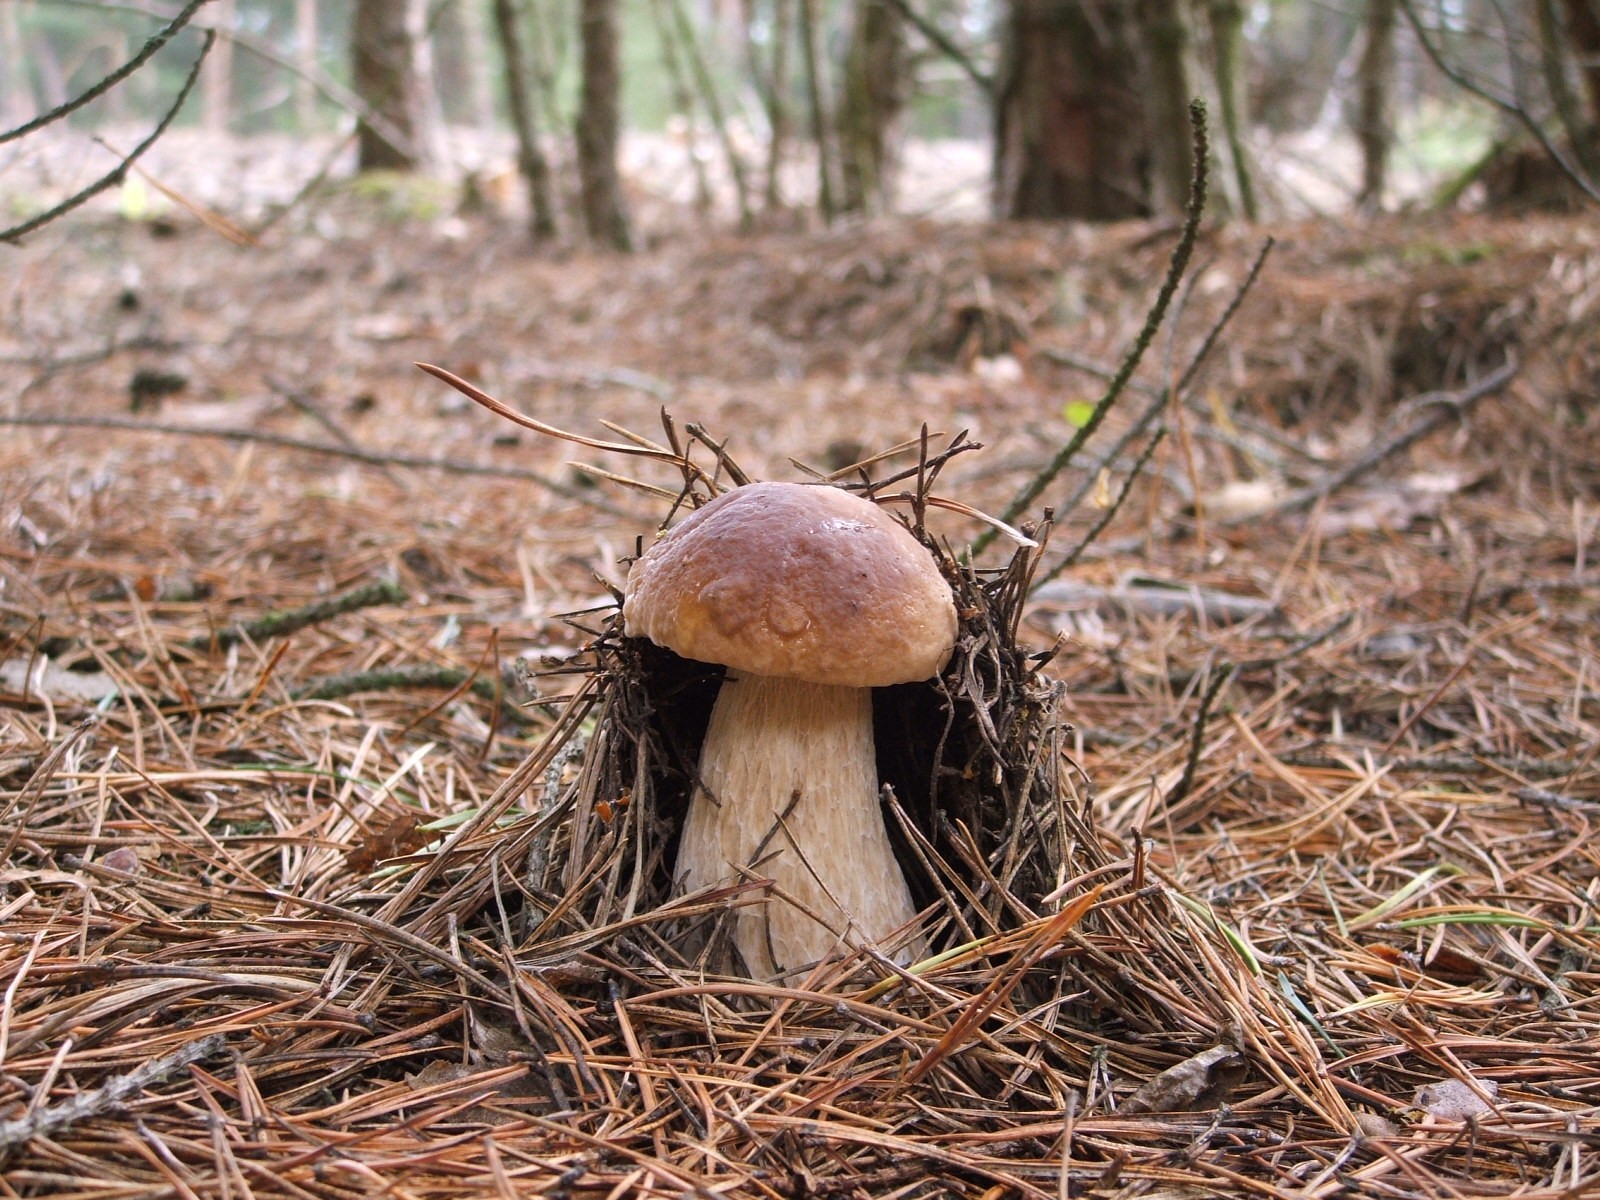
1 182 1598 1199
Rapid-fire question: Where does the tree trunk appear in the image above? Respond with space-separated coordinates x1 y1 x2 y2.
994 0 1151 220
493 0 557 238
742 0 794 209
1134 0 1193 215
295 0 318 130
1207 0 1258 219
1558 0 1600 141
576 0 633 249
202 0 235 135
837 0 906 215
650 0 714 212
1354 0 1398 211
454 0 499 133
352 0 430 170
0 0 28 128
798 0 837 222
1560 0 1600 128
666 0 754 227
1540 0 1600 179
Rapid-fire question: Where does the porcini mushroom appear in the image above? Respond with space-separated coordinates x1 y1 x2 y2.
623 482 957 977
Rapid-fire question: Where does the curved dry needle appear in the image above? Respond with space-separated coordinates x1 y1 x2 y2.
567 461 682 500
876 492 1039 548
416 362 693 468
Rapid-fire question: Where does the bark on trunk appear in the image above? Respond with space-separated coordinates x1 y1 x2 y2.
837 0 907 215
576 0 633 249
493 0 558 238
1134 0 1194 215
202 0 235 135
1207 0 1258 220
1355 0 1399 211
755 0 794 209
667 0 753 227
994 0 1151 220
294 0 318 130
1560 0 1600 133
798 0 838 222
352 0 429 171
0 0 28 128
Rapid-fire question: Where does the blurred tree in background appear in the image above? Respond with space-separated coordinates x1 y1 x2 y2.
4 0 1595 242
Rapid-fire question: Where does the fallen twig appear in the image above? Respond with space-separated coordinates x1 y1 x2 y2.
1266 358 1520 517
0 413 631 517
1168 661 1235 806
0 1033 225 1152
185 579 405 651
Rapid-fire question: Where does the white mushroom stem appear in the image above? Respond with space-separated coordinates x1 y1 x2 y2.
676 673 923 978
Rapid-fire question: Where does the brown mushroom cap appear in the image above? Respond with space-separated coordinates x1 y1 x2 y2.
623 482 957 687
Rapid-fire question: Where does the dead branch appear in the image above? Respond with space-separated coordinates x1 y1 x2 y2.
0 412 631 517
185 579 406 651
1267 356 1519 517
0 1033 225 1152
0 0 210 146
0 31 215 244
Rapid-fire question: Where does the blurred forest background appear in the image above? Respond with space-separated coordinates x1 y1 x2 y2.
3 0 1598 236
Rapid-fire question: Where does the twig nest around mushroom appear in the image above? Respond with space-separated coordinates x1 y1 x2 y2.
623 482 958 978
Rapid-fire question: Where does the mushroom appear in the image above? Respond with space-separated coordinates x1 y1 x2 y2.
623 482 958 977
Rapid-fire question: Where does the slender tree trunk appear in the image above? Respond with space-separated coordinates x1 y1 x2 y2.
1207 0 1257 219
667 0 754 227
525 0 565 130
0 0 28 127
1354 0 1398 211
797 0 837 222
202 0 235 135
1134 0 1193 215
576 0 633 249
837 0 907 214
352 0 429 170
457 0 499 133
494 0 557 237
649 0 714 212
295 0 318 130
763 0 794 208
994 0 1151 220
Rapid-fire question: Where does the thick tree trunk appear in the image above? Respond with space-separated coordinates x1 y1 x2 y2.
1354 0 1398 211
576 0 633 249
1134 0 1193 215
837 0 907 215
994 0 1151 220
352 0 430 171
493 0 557 238
1207 0 1258 220
1560 0 1600 130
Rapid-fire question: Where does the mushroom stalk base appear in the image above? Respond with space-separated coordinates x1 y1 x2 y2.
677 674 922 979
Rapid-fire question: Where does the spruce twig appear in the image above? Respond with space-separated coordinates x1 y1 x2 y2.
974 99 1210 555
186 580 406 652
